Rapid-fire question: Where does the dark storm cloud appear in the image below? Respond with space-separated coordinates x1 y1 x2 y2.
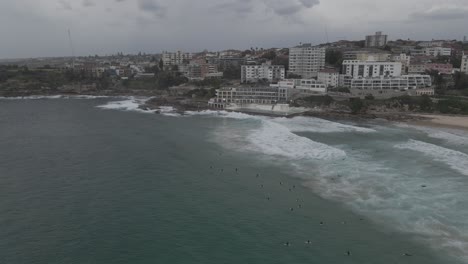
410 6 468 20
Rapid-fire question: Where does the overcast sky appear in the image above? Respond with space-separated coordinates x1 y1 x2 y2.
0 0 467 58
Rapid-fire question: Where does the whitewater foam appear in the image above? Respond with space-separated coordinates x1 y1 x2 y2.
411 126 468 146
96 98 158 114
247 120 346 161
271 116 376 133
395 139 468 176
185 110 259 120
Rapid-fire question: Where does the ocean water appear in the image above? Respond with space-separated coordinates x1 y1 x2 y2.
1 97 468 264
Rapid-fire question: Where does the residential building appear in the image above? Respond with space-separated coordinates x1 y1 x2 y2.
425 63 453 75
409 48 426 56
349 75 432 98
241 63 285 83
208 87 289 108
461 51 468 74
271 79 327 95
356 53 391 62
343 49 390 61
342 60 402 78
289 44 326 78
424 47 452 57
162 51 192 66
408 64 427 74
392 53 411 74
418 41 445 48
318 69 340 88
365 31 388 48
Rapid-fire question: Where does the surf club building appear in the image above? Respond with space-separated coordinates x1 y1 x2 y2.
208 87 289 109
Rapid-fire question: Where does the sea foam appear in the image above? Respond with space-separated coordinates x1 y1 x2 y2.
395 139 468 176
271 116 376 133
247 120 347 160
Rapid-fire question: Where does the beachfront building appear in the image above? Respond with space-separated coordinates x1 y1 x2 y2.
241 63 285 83
461 51 468 74
348 75 432 98
289 44 326 78
349 75 432 90
271 79 327 95
365 31 388 48
342 60 402 78
162 51 192 66
318 69 340 88
208 87 289 108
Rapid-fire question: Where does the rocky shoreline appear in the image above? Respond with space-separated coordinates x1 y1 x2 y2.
0 92 441 124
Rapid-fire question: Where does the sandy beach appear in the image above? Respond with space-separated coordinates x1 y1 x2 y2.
410 114 468 131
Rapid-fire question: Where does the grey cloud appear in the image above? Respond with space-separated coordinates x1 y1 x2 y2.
264 0 320 16
410 6 468 20
215 0 319 17
299 0 320 8
58 0 72 10
138 0 166 18
215 0 254 15
82 0 95 7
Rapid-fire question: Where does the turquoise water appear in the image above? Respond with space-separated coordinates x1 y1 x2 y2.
1 97 467 263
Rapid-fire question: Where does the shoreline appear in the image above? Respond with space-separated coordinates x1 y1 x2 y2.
407 114 468 132
3 93 468 132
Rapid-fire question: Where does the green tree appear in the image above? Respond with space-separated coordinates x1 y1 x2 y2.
159 59 164 71
454 72 468 90
349 98 366 114
261 50 277 60
325 49 343 67
419 95 433 112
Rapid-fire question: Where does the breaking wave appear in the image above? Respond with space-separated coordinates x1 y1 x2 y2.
247 120 347 160
395 139 468 176
271 116 376 133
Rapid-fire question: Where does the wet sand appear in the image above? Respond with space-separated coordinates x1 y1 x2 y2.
410 114 468 131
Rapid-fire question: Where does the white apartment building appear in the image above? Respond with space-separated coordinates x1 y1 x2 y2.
392 53 411 74
270 79 327 95
461 51 468 74
289 44 326 78
162 51 192 66
350 75 431 90
317 69 340 88
365 31 388 48
425 47 452 57
418 41 444 48
241 63 285 83
342 60 402 78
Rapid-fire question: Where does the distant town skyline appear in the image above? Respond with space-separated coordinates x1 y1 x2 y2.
1 0 467 59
